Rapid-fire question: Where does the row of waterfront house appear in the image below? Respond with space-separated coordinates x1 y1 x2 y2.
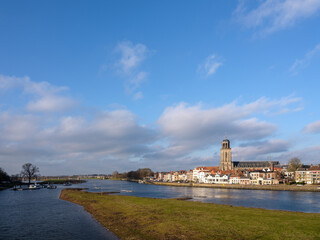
153 164 320 185
295 165 320 184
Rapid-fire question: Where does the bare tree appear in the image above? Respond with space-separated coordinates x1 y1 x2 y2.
21 163 39 184
288 157 302 172
112 171 119 178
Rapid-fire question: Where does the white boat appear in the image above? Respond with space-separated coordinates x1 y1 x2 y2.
29 183 41 190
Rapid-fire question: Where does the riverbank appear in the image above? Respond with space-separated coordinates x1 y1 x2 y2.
0 183 19 190
40 179 86 184
60 189 320 240
151 182 320 192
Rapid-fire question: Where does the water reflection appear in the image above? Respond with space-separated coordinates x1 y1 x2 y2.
82 180 320 213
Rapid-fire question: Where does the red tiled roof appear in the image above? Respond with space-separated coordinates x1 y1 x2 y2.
309 167 320 171
195 166 219 171
230 175 240 178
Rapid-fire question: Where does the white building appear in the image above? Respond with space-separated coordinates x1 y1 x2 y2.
192 167 216 182
229 176 240 184
163 172 172 182
204 174 229 184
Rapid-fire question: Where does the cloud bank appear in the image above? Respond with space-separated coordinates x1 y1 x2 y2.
0 75 311 174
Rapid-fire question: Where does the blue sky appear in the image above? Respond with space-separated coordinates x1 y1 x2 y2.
1 0 320 175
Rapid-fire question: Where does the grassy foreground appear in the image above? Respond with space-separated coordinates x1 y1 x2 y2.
60 189 320 240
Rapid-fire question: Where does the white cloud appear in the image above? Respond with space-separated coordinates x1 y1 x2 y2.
198 54 223 77
158 102 276 147
133 91 144 100
26 96 77 112
114 41 150 99
242 95 304 115
0 75 27 90
233 139 290 161
0 75 67 95
0 77 307 175
0 75 76 112
290 43 320 74
56 116 86 133
274 144 320 164
125 71 148 95
234 0 320 36
116 41 148 74
0 112 41 141
303 120 320 134
130 72 147 88
153 96 302 163
0 108 157 175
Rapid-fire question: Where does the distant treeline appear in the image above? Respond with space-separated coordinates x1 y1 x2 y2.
0 168 10 182
112 168 154 180
41 179 86 184
0 168 22 189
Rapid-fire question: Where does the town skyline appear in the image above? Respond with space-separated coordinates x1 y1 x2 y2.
1 1 320 175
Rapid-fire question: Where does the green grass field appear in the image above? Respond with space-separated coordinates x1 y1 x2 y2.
60 189 320 240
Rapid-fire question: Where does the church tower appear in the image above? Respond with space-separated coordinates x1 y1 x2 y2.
219 139 233 170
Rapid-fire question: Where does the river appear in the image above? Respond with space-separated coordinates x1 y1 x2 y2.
83 180 320 213
0 184 118 240
1 180 319 240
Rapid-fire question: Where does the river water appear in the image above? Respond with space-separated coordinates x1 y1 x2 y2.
1 180 319 240
83 180 320 213
0 184 118 240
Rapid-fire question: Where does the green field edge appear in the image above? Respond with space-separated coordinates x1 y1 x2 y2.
59 189 320 240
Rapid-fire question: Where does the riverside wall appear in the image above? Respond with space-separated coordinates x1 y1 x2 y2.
150 182 320 192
